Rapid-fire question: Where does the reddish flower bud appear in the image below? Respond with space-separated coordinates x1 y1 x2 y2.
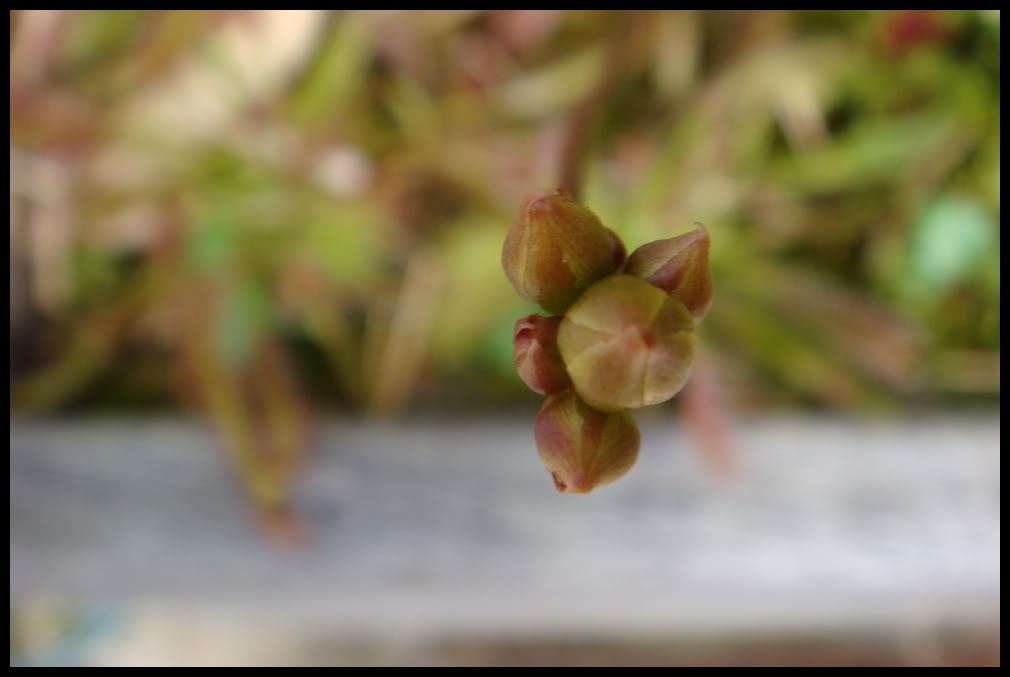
558 274 696 412
513 314 572 396
502 191 624 315
624 224 713 321
534 391 640 494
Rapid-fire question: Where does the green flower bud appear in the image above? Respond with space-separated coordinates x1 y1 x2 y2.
513 314 572 396
558 274 696 411
502 191 624 315
624 223 713 321
534 391 640 494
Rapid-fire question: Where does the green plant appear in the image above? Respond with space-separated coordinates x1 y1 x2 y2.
9 10 999 520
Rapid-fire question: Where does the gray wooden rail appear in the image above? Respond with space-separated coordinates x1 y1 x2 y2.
9 416 1001 664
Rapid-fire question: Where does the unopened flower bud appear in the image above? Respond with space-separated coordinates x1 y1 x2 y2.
534 391 640 494
502 191 624 315
513 314 571 396
624 223 713 321
558 274 696 412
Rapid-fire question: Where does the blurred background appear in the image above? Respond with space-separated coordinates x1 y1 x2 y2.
9 10 1000 666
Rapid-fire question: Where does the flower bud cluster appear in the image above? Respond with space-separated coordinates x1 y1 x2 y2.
503 191 713 493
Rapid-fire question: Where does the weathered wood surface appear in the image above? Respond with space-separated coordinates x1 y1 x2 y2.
9 416 1001 640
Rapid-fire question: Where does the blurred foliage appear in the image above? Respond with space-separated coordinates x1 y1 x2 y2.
9 10 1000 518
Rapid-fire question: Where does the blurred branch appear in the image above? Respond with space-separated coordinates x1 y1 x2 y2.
366 252 445 416
681 350 738 482
179 293 309 545
557 11 645 198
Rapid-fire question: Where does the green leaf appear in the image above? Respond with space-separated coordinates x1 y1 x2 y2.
906 196 996 295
